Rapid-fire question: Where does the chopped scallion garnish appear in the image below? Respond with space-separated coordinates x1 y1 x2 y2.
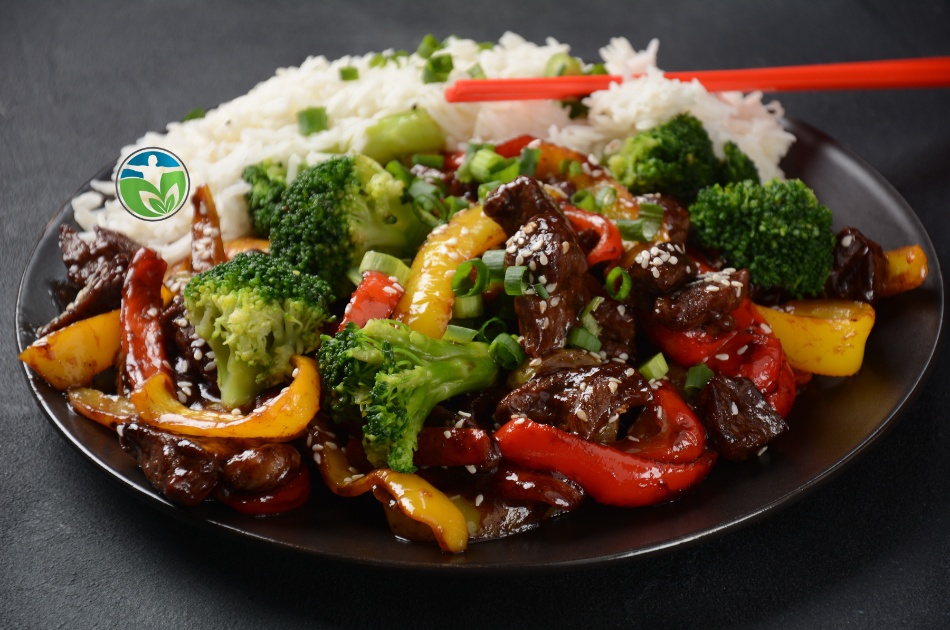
422 54 453 83
638 201 666 221
616 218 661 242
358 251 412 287
385 160 413 189
639 352 669 381
477 318 508 344
596 186 617 209
580 297 604 337
443 325 478 344
544 52 582 77
182 108 205 122
469 149 506 182
339 67 359 81
566 327 602 353
504 265 529 296
481 249 507 282
478 180 503 201
452 294 484 319
606 267 632 300
416 34 442 59
452 259 490 297
568 160 583 177
685 363 715 396
489 334 526 370
533 283 549 299
467 63 487 80
519 147 540 177
492 159 521 184
411 153 445 170
296 107 328 136
444 196 470 219
570 189 598 213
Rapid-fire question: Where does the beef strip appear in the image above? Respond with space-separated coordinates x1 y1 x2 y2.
485 178 589 356
38 226 141 336
652 268 749 331
626 241 694 297
496 363 653 442
694 373 787 462
161 295 219 398
222 444 301 494
824 227 888 304
591 296 637 361
636 194 690 245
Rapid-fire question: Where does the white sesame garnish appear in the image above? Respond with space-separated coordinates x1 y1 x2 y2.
545 282 557 293
619 353 629 361
562 242 570 254
146 307 158 318
312 443 323 451
177 392 188 403
507 245 518 254
625 368 635 376
608 382 618 393
723 268 736 274
669 256 678 265
539 301 546 314
737 345 749 355
576 409 588 421
761 324 773 334
706 285 720 292
444 430 452 439
541 317 549 329
465 465 477 474
475 494 484 506
841 235 854 248
446 237 458 246
515 254 524 266
448 251 460 261
529 358 542 367
514 417 525 425
731 402 739 415
529 260 537 271
455 419 465 428
343 477 352 484
176 318 188 327
550 296 560 307
539 253 548 266
203 363 216 372
715 353 729 361
230 408 242 416
524 223 535 234
292 368 299 378
326 442 338 450
458 411 471 417
652 268 660 278
313 453 322 465
757 446 768 457
191 338 205 347
382 286 398 295
193 349 203 361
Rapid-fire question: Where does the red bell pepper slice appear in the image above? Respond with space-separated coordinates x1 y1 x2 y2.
705 330 784 394
190 185 227 272
494 418 717 508
491 461 585 510
766 359 797 418
562 205 624 267
493 134 538 159
339 270 404 329
413 427 494 468
444 151 466 170
121 247 168 390
215 464 311 516
616 382 706 464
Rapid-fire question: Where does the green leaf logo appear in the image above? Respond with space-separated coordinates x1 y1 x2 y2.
115 148 191 221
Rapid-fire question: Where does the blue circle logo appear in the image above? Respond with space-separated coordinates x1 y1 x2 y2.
116 147 191 221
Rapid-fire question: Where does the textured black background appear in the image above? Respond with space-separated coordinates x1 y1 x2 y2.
3 1 950 628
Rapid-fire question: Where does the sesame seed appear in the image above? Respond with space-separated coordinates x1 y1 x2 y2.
466 465 477 474
515 254 524 266
475 494 484 506
706 285 720 292
382 286 398 295
524 223 535 234
306 435 313 448
550 296 560 306
177 392 188 403
529 358 542 366
576 409 588 421
162 360 172 370
147 307 158 318
448 251 460 261
458 411 471 417
599 350 607 359
757 446 768 457
650 247 660 256
514 418 525 425
193 349 203 361
715 353 729 361
617 305 626 316
609 414 619 423
507 245 517 254
731 402 739 415
627 436 639 442
529 260 537 271
446 237 458 246
230 408 242 416
203 363 216 372
723 267 736 274
176 318 188 327
541 317 549 329
562 242 570 254
292 368 299 378
444 430 452 439
652 258 662 266
625 368 635 376
539 253 548 266
619 352 629 360
731 280 743 287
652 268 660 278
518 237 525 245
455 419 465 428
313 444 323 451
539 301 546 314
326 442 338 450
343 477 352 484
761 324 773 334
313 453 322 464
192 338 205 347
608 382 618 393
841 235 854 248
737 345 749 355
352 473 364 480
531 240 543 252
669 256 678 264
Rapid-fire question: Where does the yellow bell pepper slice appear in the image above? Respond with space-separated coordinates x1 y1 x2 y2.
754 300 875 377
129 355 319 440
67 387 137 431
19 309 121 390
882 245 928 298
225 237 270 259
393 206 506 339
307 415 468 552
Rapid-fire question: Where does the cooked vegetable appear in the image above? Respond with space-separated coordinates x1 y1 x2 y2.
339 270 404 329
361 109 445 165
618 382 706 463
392 206 506 339
190 185 227 272
224 237 270 259
690 179 836 297
121 247 169 390
297 107 328 135
66 387 136 430
269 154 429 288
605 113 758 204
242 159 287 238
215 466 312 515
753 300 875 376
316 319 499 472
562 206 623 266
19 310 120 390
130 355 320 440
882 245 929 297
184 251 334 407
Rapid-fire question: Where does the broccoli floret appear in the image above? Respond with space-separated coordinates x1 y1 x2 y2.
690 179 836 297
317 319 499 473
242 159 287 237
605 113 759 204
184 251 334 408
269 155 429 288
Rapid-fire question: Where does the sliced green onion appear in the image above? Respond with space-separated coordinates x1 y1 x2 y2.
504 265 529 296
456 159 473 184
639 352 669 381
638 201 666 222
566 327 602 353
385 160 414 189
476 318 508 344
568 160 583 177
481 249 507 282
369 53 387 68
346 267 364 287
685 363 715 396
443 325 478 344
296 107 328 136
606 267 632 300
616 218 661 242
411 153 445 170
466 142 495 156
467 63 487 80
469 149 505 182
416 34 442 59
489 334 526 370
444 196 470 219
452 259 490 297
519 147 540 176
544 52 583 77
492 159 521 184
580 297 604 337
359 251 412 287
422 54 453 83
452 294 484 319
407 179 442 199
339 67 359 81
533 283 549 299
478 41 495 51
570 189 598 213
558 158 572 174
478 180 503 201
411 194 445 227
587 63 608 75
561 99 589 120
595 186 617 209
182 108 205 122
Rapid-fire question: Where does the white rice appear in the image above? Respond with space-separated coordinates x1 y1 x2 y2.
73 33 795 262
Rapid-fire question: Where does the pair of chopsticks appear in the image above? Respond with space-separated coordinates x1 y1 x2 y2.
443 56 950 102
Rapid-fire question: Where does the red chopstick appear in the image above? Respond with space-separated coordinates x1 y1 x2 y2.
443 56 950 102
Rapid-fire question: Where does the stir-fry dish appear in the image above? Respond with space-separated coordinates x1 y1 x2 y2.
20 35 930 553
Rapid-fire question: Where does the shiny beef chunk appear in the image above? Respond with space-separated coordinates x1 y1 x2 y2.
39 226 142 336
824 227 888 304
221 444 301 494
627 242 694 297
496 363 653 442
652 268 749 331
591 296 637 361
118 423 240 506
636 194 690 245
695 374 787 462
482 175 566 237
161 296 219 397
489 178 588 357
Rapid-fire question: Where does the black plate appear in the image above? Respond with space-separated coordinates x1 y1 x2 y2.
15 118 944 572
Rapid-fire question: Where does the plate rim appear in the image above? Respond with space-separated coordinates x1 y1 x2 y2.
15 117 946 573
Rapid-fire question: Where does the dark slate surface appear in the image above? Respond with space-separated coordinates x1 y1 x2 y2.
2 1 949 627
